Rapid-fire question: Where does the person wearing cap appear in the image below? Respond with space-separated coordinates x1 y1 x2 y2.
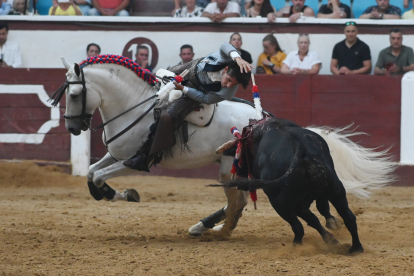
331 22 372 75
49 0 83 15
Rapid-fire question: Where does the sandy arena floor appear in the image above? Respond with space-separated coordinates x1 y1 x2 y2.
0 162 413 276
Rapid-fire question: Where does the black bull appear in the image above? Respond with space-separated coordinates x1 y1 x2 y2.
220 118 364 254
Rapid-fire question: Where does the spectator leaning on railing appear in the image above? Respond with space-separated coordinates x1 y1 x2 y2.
331 22 372 75
317 0 351 19
359 0 401 19
88 0 129 16
374 29 414 76
174 0 204 17
281 34 321 75
402 0 414 18
8 0 27 14
201 0 240 22
268 0 315 23
49 0 83 15
245 0 275 18
0 21 21 68
0 0 11 15
256 33 285 74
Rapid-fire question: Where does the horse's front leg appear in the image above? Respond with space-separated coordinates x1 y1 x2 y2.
88 153 140 202
188 156 248 235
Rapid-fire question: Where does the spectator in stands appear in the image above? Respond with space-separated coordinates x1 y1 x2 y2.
0 0 11 15
359 0 401 19
317 0 351 19
404 0 409 8
331 22 372 75
374 29 414 75
246 0 275 18
75 0 92 15
135 45 153 72
201 0 240 22
8 0 26 14
88 0 129 16
174 0 204 17
0 21 21 68
281 34 321 75
229 32 252 64
87 43 101 57
177 44 195 65
173 0 251 16
267 0 315 23
49 0 83 15
256 33 285 74
402 0 414 19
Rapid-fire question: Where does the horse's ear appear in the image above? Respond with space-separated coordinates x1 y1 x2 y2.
74 63 81 77
60 57 72 70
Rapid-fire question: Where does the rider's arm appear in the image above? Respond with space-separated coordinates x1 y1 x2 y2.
184 87 225 104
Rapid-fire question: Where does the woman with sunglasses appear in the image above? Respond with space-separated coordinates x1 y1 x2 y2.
281 34 321 75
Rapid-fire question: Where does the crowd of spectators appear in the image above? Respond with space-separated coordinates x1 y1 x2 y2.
0 0 412 18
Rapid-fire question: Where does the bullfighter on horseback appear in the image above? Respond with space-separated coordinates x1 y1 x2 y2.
123 42 254 171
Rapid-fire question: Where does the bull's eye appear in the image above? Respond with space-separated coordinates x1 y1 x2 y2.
70 94 79 99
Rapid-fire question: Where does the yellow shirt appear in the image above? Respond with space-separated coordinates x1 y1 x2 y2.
49 5 81 15
257 51 287 74
402 10 414 19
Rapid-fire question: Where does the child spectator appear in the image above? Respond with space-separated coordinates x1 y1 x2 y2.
256 33 286 74
229 32 252 64
281 34 321 75
49 0 83 15
246 0 275 18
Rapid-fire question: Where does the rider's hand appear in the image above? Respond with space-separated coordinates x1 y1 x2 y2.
235 57 254 73
173 80 184 91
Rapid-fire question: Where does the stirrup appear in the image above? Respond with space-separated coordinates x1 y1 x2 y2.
123 153 150 172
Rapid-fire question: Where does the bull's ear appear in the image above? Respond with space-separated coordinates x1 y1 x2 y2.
60 57 71 70
74 63 81 77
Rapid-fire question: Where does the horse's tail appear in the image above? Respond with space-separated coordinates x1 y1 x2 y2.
210 139 301 191
307 125 397 198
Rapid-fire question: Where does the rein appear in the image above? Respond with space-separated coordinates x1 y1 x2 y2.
50 66 159 145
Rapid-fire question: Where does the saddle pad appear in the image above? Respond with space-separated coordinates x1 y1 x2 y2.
156 69 215 127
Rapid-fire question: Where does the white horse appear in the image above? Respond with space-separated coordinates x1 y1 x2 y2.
55 56 395 235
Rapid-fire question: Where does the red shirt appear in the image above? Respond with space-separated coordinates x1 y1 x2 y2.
98 0 122 9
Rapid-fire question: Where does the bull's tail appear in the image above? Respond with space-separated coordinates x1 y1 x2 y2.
210 139 301 191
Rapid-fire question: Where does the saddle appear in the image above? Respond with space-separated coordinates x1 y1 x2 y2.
155 69 215 127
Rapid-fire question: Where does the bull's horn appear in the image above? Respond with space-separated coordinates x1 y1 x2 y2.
216 139 238 154
60 57 72 70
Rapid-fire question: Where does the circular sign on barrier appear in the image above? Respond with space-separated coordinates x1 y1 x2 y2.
122 37 159 69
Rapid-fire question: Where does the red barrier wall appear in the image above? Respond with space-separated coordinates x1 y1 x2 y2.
0 70 403 182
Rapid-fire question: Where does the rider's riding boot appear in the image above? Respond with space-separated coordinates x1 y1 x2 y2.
123 150 151 172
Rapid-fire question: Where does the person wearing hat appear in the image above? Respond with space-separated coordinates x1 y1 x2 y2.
49 0 83 15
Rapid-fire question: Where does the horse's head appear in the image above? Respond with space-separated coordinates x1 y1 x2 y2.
61 57 100 136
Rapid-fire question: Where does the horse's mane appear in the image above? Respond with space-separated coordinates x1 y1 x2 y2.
79 55 158 86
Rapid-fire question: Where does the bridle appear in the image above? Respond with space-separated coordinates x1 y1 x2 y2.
50 66 159 145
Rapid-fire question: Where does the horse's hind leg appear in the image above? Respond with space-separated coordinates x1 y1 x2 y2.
88 153 139 202
296 205 339 246
316 199 343 230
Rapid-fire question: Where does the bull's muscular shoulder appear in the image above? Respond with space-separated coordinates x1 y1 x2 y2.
272 118 300 128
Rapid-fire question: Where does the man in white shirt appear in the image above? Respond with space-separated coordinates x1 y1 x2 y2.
201 0 240 22
0 21 22 68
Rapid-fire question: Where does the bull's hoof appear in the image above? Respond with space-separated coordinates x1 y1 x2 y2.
292 240 303 246
212 224 224 231
326 217 343 230
125 189 140 202
349 245 364 254
188 221 209 236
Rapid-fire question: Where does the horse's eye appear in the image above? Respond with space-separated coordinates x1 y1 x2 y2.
70 94 79 99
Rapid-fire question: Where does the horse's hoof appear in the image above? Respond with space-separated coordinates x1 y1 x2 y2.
349 245 364 254
212 224 224 231
188 221 209 236
125 189 140 202
326 217 343 230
